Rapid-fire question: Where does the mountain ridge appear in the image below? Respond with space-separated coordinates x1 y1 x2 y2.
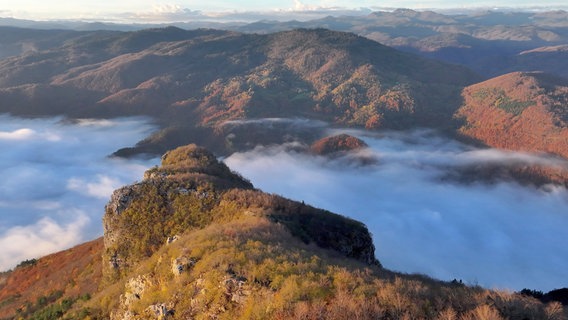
1 144 566 319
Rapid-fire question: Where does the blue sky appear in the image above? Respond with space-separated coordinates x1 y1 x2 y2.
0 0 566 22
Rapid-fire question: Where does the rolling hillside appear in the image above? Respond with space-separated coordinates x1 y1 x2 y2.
457 71 568 158
233 9 568 79
0 27 480 155
0 239 102 319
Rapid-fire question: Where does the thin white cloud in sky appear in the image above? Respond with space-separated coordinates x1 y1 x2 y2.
224 128 568 292
0 0 566 22
0 114 159 271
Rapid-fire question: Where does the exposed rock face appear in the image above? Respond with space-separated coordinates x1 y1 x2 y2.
105 185 139 216
171 256 196 276
111 274 154 320
146 303 173 319
123 275 151 307
103 184 141 271
222 276 250 305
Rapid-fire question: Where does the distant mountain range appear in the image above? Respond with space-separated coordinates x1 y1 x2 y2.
234 9 568 79
0 27 478 153
2 9 567 78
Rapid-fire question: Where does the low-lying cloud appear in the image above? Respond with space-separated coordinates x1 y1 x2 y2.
0 213 89 267
224 129 568 292
67 175 124 199
0 114 158 270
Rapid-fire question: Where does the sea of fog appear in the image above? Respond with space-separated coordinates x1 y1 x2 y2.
2 114 567 293
0 114 159 271
225 128 568 292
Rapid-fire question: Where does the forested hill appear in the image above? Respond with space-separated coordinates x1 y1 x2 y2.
1 25 566 179
457 71 568 158
0 27 479 154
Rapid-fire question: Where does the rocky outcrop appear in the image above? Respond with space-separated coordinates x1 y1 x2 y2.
268 202 379 265
112 274 175 320
103 184 141 271
102 144 380 282
222 275 250 305
102 144 255 279
122 275 152 307
171 256 196 276
146 303 174 319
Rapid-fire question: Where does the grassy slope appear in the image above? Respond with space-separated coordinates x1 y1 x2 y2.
0 239 102 319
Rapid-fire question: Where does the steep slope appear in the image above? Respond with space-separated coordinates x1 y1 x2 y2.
0 239 102 319
456 72 568 158
0 27 480 155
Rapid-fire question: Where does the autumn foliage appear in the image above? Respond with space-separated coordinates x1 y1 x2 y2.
456 72 568 159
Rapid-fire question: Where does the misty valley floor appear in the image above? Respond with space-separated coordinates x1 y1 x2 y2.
1 115 567 292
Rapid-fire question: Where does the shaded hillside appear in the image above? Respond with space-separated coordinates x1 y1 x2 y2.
0 27 479 155
0 27 90 60
456 72 568 159
3 10 567 80
1 144 566 319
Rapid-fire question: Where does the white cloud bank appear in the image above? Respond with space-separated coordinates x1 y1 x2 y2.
224 129 568 292
0 213 89 270
0 114 159 271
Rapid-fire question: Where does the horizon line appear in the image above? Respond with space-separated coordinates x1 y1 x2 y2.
1 5 567 25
